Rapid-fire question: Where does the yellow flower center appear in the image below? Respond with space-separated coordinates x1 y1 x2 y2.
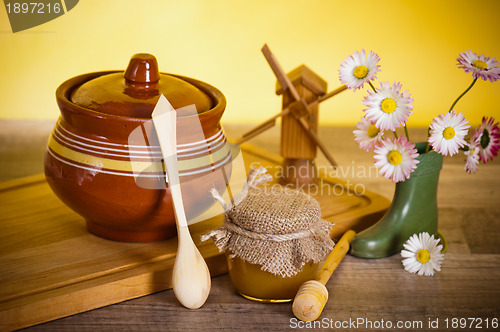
367 125 379 138
443 127 455 140
473 59 488 70
353 65 369 79
387 150 402 165
381 98 397 113
416 249 430 263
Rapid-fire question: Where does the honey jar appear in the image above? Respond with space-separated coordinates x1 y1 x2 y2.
203 167 334 302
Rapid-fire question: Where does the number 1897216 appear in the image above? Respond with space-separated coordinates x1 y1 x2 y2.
5 2 62 14
444 317 498 329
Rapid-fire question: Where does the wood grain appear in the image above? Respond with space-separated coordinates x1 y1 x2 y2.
2 121 499 331
0 122 389 331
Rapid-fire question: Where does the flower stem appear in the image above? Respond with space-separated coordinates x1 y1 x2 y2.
393 131 398 139
368 80 377 93
424 127 432 153
448 78 477 112
404 124 410 141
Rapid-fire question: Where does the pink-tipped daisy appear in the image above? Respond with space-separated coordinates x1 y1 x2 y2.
363 81 414 131
464 137 480 174
457 50 500 82
474 116 500 163
339 50 381 91
428 110 470 156
353 116 384 151
401 232 444 276
374 136 420 182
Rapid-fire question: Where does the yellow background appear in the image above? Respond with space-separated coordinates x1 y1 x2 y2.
1 0 499 127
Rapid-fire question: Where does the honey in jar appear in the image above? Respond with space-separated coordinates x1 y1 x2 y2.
227 256 321 302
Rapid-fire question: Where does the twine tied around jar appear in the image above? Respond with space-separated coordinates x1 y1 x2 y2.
202 167 335 278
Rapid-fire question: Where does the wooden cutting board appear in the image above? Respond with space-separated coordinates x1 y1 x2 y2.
0 144 390 331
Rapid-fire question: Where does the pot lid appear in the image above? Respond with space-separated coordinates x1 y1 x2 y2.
70 53 213 118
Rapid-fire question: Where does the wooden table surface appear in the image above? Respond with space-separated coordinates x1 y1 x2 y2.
1 120 499 331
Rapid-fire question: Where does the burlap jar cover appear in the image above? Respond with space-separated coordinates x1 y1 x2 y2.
202 167 335 278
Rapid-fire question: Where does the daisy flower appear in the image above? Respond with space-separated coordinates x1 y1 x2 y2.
374 136 419 182
401 232 444 276
464 137 480 174
339 49 381 91
363 81 414 131
428 110 470 156
353 116 384 151
474 116 500 163
457 50 500 82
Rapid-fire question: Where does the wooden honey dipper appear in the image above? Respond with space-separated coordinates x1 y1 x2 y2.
292 230 356 321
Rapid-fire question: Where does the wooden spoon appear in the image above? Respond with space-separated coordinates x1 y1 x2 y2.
152 94 211 309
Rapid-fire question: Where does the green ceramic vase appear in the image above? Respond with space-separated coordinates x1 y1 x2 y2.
350 142 443 258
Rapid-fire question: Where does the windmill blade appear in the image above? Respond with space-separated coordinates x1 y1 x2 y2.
236 108 291 145
261 44 302 102
297 117 337 168
262 44 337 168
318 85 348 103
236 83 348 146
235 120 275 146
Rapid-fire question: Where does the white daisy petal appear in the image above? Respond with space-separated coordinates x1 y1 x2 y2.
401 249 414 258
404 259 422 274
421 264 435 276
405 234 421 251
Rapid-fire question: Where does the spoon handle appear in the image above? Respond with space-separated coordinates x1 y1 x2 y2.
151 95 187 229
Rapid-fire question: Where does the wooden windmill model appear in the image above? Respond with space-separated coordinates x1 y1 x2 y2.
236 44 347 186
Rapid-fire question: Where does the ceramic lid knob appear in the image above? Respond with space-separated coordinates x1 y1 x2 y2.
70 52 213 118
124 53 160 84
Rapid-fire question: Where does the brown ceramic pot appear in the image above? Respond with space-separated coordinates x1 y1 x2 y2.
45 53 232 242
